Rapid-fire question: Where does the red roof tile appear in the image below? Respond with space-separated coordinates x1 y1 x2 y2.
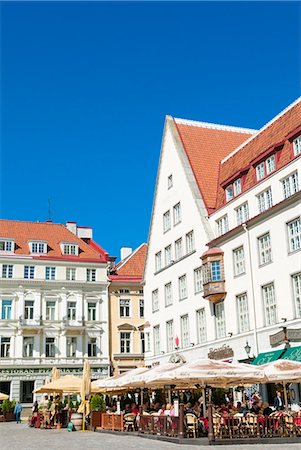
0 220 108 262
174 120 254 212
113 243 147 279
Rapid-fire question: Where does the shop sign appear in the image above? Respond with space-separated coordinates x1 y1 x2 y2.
270 328 301 347
208 344 234 360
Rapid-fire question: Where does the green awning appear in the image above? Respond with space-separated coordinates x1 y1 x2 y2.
252 349 285 365
281 346 301 362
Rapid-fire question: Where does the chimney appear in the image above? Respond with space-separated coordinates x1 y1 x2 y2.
120 247 132 261
66 222 77 235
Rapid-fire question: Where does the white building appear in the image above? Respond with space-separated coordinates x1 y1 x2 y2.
0 220 110 403
144 98 301 399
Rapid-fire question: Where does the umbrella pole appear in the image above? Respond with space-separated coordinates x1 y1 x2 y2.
283 382 288 410
202 387 206 417
82 400 85 431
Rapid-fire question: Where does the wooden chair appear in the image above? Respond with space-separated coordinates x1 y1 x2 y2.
212 413 222 439
123 413 136 432
185 413 198 438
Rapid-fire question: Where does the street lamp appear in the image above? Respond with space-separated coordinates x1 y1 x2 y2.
244 341 251 359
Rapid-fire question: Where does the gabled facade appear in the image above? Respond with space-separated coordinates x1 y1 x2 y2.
108 244 147 375
0 220 110 403
144 99 301 392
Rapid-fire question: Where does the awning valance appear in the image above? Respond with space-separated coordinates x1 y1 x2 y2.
252 349 285 365
281 346 301 362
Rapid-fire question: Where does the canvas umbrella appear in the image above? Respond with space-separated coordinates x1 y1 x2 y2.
34 375 82 394
105 367 150 391
117 363 185 390
0 392 9 400
51 367 60 381
77 360 91 430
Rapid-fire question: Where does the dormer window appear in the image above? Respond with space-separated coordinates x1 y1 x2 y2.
256 154 276 181
0 239 14 252
225 178 241 202
30 241 47 254
61 243 78 256
293 136 301 156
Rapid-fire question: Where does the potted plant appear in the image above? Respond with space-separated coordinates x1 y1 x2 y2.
2 399 16 422
90 394 105 430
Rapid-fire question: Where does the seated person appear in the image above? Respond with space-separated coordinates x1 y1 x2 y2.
262 402 273 417
131 403 139 415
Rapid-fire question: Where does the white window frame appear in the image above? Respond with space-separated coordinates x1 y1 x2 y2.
0 240 14 252
175 238 183 260
62 243 78 256
173 202 181 225
266 154 276 174
166 320 174 353
258 232 272 265
225 185 233 202
67 301 77 321
45 300 56 321
155 251 162 272
257 188 273 213
153 325 160 355
66 336 77 357
194 267 203 293
282 172 299 199
139 299 144 318
2 264 13 278
163 210 171 233
256 161 265 181
215 302 226 339
233 178 242 196
152 289 159 312
216 215 229 236
262 283 277 326
181 314 190 348
45 266 56 280
167 174 173 189
178 274 187 300
86 268 96 282
164 245 172 266
0 337 10 357
287 217 301 253
119 299 131 318
30 241 47 254
88 337 97 357
1 299 12 320
292 273 301 318
87 302 97 321
233 246 246 276
45 337 56 358
24 300 34 320
293 136 301 156
24 265 35 279
165 282 173 307
236 202 249 226
23 336 34 357
186 230 194 254
120 332 131 354
66 267 76 281
236 293 250 333
196 308 207 343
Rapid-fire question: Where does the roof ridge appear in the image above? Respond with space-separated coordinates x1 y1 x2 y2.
116 243 147 270
174 117 257 134
221 96 301 164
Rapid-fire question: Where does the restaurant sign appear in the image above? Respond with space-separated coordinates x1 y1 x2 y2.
208 344 234 360
270 328 301 347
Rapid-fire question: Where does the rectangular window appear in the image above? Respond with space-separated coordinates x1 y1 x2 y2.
181 314 190 348
24 266 35 279
258 233 272 265
163 210 171 233
63 244 77 255
196 308 207 343
292 273 301 318
66 268 76 281
155 251 162 272
45 267 56 280
178 274 187 300
88 302 97 321
1 300 12 320
152 289 159 312
282 172 299 199
233 246 245 276
67 301 76 320
225 185 233 202
237 293 250 333
2 264 13 278
211 261 221 281
215 302 226 339
88 337 97 357
233 178 242 196
164 245 172 266
262 283 277 326
293 136 301 156
23 337 34 357
216 215 229 237
146 332 150 352
167 174 173 189
120 332 131 354
139 299 144 318
256 162 265 181
257 188 273 213
236 203 249 225
194 267 203 293
86 268 96 282
287 218 301 252
24 300 34 320
46 300 56 321
173 202 181 225
0 337 10 357
0 240 13 252
45 337 55 357
186 230 194 254
140 332 145 353
67 337 77 357
120 299 131 317
31 242 46 253
166 320 174 352
153 325 160 355
165 282 173 306
175 238 183 260
266 155 276 174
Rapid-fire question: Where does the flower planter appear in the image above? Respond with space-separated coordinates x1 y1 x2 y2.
4 412 15 422
91 411 102 430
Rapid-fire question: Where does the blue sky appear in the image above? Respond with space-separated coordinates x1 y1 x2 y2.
1 1 300 259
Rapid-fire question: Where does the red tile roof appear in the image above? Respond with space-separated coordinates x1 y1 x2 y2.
216 99 301 209
0 220 108 262
109 244 147 282
174 120 254 212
